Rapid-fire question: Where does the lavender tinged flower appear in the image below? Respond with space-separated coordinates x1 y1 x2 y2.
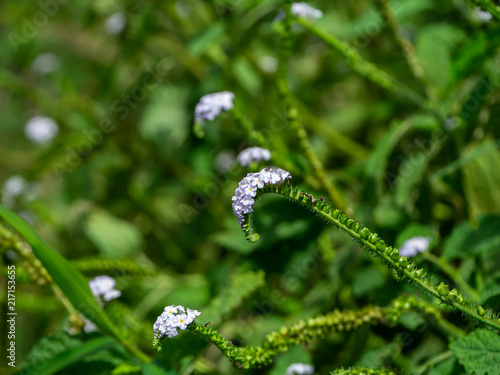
88 275 121 302
291 2 323 20
286 363 315 375
236 147 271 167
399 237 430 259
194 91 235 125
232 168 292 225
153 305 200 340
105 12 127 34
24 116 59 145
476 7 492 22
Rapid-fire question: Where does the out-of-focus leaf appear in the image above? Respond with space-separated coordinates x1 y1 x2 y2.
450 329 500 375
352 265 386 297
19 336 116 375
462 140 500 218
85 209 143 258
203 270 266 325
443 215 500 260
416 24 465 92
0 206 120 338
141 363 178 375
394 150 431 208
139 86 189 156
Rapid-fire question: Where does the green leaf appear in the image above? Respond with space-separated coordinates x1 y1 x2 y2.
443 215 500 260
269 346 312 375
394 151 431 208
203 270 266 325
142 363 178 375
0 205 119 338
19 336 116 375
461 140 500 218
352 265 386 297
85 209 144 258
450 329 500 375
416 24 465 92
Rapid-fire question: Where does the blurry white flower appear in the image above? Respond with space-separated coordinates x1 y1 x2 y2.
31 53 61 75
105 12 127 35
83 318 98 333
258 56 278 73
24 116 59 145
476 7 492 22
291 2 323 20
286 363 315 375
3 176 26 199
232 168 291 226
236 147 271 167
88 275 121 302
399 237 430 258
194 91 235 125
214 150 236 172
154 305 200 340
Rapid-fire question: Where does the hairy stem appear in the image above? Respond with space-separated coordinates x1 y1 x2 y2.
240 184 500 332
422 252 480 303
277 3 348 213
157 295 462 369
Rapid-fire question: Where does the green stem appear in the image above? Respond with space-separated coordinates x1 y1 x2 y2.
374 0 434 101
414 350 453 375
295 18 443 121
277 3 348 213
156 295 462 369
422 252 481 303
240 184 500 332
230 107 268 147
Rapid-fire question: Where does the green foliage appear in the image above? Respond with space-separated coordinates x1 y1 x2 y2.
2 0 500 373
450 329 500 375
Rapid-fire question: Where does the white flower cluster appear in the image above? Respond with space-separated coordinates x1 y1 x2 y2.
232 168 292 225
399 236 430 259
291 2 323 20
153 305 201 339
31 53 61 75
24 116 59 145
236 147 271 167
89 275 121 302
286 363 315 375
194 91 234 124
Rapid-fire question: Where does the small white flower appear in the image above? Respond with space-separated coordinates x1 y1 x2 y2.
194 91 235 125
31 53 61 75
105 12 127 35
3 176 26 199
236 147 271 167
154 304 200 340
232 168 292 225
399 236 430 258
24 116 59 145
475 7 492 22
83 318 98 333
286 363 315 375
291 2 323 20
88 275 121 302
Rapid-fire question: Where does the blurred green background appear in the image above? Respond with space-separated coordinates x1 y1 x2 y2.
1 0 500 374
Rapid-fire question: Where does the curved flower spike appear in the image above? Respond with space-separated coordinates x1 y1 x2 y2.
232 168 292 240
153 304 200 350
